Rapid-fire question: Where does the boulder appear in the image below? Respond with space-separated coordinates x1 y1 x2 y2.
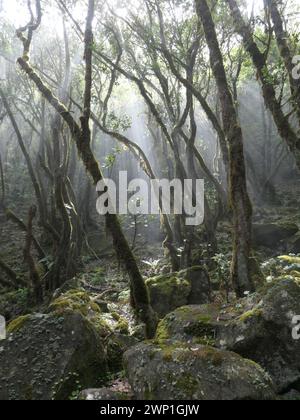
217 277 300 393
155 304 224 345
281 390 300 401
0 289 29 322
146 266 211 318
124 342 275 400
253 222 298 248
0 312 107 400
106 333 140 373
291 236 300 254
154 276 300 394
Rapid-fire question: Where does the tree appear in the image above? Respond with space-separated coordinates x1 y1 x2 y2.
16 0 157 338
227 0 300 169
195 0 255 296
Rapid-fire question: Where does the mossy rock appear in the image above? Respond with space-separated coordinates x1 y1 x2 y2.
48 289 102 321
0 289 29 322
124 342 275 400
146 266 211 318
7 315 31 334
0 312 108 400
217 277 300 393
155 304 221 345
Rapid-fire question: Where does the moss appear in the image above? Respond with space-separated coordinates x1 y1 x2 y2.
116 319 129 335
192 336 216 346
7 315 31 334
289 271 300 278
278 255 300 265
174 373 199 396
194 346 224 367
155 321 170 341
90 302 101 313
146 275 191 297
184 321 216 340
239 308 263 323
48 290 94 317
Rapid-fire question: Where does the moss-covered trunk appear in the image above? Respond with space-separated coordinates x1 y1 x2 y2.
16 0 158 337
196 0 255 296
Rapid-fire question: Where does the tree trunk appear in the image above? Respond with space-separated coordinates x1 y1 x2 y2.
266 0 300 126
228 0 300 169
196 0 255 296
16 0 157 337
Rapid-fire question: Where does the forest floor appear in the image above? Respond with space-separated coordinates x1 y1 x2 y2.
0 180 300 400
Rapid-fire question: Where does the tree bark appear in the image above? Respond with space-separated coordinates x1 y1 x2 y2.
227 0 300 169
266 0 300 126
196 0 255 296
16 0 157 337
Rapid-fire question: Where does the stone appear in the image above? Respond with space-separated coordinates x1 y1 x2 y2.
217 278 300 393
124 342 275 400
0 312 107 400
253 222 299 248
146 266 211 318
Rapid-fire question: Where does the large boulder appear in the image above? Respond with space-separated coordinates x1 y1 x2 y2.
155 304 225 345
124 342 275 400
253 222 298 248
217 277 300 393
159 277 300 394
0 312 107 400
146 266 211 318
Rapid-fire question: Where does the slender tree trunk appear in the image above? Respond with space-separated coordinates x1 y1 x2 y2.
196 0 255 296
227 0 300 169
23 206 43 304
266 0 300 126
16 0 157 337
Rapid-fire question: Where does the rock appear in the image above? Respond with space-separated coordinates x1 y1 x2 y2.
281 390 300 401
124 342 275 400
0 289 29 322
155 276 300 394
0 312 107 400
107 333 140 373
155 304 222 345
93 298 109 313
52 278 82 300
253 222 299 248
146 266 211 318
217 278 300 393
79 388 133 400
291 236 300 254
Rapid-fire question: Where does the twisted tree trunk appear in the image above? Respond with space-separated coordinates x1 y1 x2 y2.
227 0 300 169
196 0 255 296
16 0 157 337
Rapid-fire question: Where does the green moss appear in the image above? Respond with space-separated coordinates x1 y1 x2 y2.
239 308 263 323
155 321 170 341
174 373 199 396
48 289 95 317
90 302 101 313
146 275 190 296
116 319 129 335
278 255 300 265
7 315 31 334
289 271 300 278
